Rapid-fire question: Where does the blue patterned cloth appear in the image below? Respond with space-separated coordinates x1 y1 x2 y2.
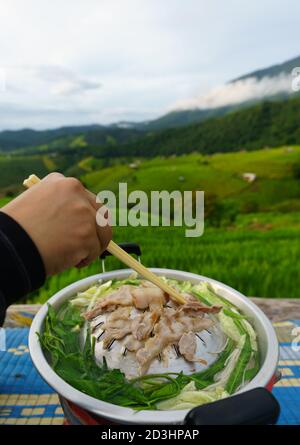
0 328 64 424
0 322 300 425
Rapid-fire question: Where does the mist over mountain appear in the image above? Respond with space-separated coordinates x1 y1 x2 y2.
0 54 299 151
135 54 299 130
233 54 300 81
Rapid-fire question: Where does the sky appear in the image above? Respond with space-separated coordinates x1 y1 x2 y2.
0 0 299 130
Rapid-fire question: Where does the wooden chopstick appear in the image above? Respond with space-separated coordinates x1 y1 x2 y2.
23 174 186 305
105 241 186 304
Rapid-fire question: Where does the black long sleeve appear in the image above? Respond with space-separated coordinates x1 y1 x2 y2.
0 211 46 325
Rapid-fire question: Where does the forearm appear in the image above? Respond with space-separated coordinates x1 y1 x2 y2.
0 211 46 325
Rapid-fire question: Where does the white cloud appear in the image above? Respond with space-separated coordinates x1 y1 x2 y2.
0 0 299 128
172 73 293 110
2 65 101 96
35 66 102 95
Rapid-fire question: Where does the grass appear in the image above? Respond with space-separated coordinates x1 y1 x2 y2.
27 211 300 303
0 155 50 188
1 146 300 302
0 197 12 207
81 147 300 212
2 145 300 212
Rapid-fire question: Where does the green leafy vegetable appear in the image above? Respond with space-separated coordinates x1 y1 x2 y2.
218 310 243 343
192 282 237 309
191 339 235 388
245 350 260 382
40 303 151 409
225 335 253 394
223 308 248 320
39 277 260 410
157 381 229 411
191 289 212 307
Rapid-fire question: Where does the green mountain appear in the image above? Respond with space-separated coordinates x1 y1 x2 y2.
84 96 300 158
135 93 295 131
2 95 300 162
233 53 300 81
123 105 234 130
114 54 300 131
1 53 298 150
0 125 142 152
0 125 99 151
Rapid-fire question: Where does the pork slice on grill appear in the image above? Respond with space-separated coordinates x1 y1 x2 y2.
178 332 207 364
84 285 134 320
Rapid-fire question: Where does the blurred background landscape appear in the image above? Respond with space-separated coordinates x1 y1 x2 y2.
1 1 300 302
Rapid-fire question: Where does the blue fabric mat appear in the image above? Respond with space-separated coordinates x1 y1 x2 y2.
0 323 300 425
0 328 64 424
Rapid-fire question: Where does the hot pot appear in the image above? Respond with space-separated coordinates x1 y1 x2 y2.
29 268 280 425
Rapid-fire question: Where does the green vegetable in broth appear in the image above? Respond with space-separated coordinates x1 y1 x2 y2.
39 277 259 410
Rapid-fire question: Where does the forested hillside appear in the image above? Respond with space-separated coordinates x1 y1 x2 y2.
91 98 300 158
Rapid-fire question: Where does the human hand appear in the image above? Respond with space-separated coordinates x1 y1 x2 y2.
1 173 112 276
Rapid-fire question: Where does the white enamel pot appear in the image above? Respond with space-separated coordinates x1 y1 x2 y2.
29 268 280 425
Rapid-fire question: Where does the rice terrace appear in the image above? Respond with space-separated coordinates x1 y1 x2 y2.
1 144 300 301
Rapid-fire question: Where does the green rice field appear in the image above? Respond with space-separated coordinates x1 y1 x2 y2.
27 211 300 302
1 146 300 302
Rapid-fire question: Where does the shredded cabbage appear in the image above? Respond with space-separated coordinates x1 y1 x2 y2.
218 310 243 343
157 381 228 410
241 319 258 351
192 282 229 307
60 277 259 409
70 280 113 308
